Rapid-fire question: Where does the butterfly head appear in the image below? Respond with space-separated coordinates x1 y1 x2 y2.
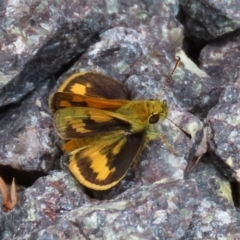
148 100 168 124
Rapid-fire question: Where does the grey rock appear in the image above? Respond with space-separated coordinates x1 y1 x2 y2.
0 0 239 239
207 76 240 182
28 179 200 240
179 0 240 42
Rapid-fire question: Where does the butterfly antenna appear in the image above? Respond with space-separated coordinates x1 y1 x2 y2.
158 56 181 98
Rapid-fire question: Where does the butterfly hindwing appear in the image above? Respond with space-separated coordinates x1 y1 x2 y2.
68 130 146 190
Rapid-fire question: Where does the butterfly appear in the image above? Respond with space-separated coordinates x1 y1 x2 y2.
49 70 176 191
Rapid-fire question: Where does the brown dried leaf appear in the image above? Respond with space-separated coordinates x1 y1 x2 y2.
0 177 18 211
185 127 208 172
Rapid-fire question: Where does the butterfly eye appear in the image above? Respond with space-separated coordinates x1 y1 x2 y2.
149 113 159 124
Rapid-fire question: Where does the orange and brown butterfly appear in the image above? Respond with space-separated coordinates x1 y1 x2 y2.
49 70 176 191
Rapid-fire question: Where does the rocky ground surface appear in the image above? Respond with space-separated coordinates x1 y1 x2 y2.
0 0 240 239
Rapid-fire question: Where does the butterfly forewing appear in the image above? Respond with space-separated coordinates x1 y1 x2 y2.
49 92 129 113
57 72 130 99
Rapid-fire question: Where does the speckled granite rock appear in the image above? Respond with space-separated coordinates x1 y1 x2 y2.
186 161 240 239
179 0 240 42
183 1 240 140
207 76 240 184
0 82 56 173
0 12 109 173
200 29 240 99
1 171 89 239
0 0 240 239
12 178 200 240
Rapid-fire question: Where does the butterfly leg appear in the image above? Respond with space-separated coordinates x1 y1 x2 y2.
158 134 178 157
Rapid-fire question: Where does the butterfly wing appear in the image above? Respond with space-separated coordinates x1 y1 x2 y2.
49 72 130 113
49 92 129 113
57 72 130 99
68 130 146 190
53 107 134 139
